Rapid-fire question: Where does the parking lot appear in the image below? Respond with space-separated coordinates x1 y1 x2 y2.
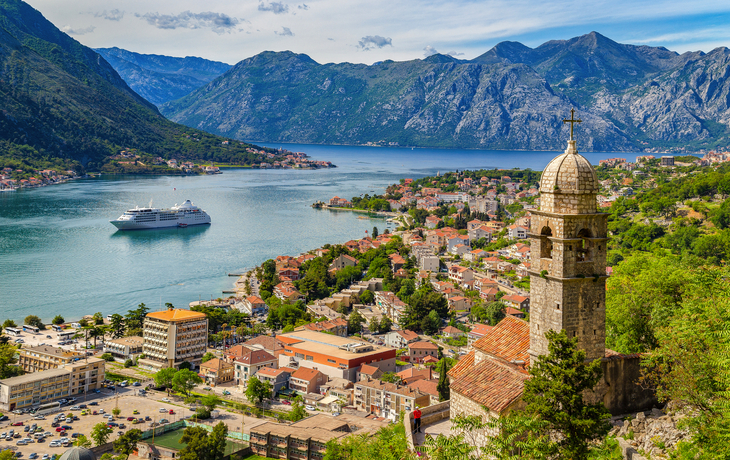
1 391 270 459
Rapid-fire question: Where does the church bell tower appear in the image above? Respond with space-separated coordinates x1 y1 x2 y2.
528 110 608 365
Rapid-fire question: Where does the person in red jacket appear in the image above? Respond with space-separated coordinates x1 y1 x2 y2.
413 406 422 433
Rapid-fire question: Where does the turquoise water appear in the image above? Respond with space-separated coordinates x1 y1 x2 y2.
0 144 642 322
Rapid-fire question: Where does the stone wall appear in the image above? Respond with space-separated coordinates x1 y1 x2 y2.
600 356 657 415
611 407 690 459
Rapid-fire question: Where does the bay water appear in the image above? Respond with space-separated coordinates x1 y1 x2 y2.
0 144 641 322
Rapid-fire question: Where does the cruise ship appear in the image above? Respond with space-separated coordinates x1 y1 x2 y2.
110 200 211 230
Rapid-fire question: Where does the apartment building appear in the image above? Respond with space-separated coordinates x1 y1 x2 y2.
277 330 396 382
0 368 70 411
353 379 431 421
66 357 104 395
139 309 208 371
103 336 144 361
235 349 277 386
250 414 387 460
17 345 83 373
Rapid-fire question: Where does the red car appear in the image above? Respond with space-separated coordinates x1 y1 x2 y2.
168 410 174 415
281 400 291 405
127 417 135 421
10 422 23 426
55 427 65 432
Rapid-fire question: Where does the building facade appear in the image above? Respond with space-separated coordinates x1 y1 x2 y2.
17 346 83 373
140 309 208 370
103 336 144 362
66 358 105 395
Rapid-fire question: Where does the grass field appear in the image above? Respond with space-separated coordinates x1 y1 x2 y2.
152 428 247 456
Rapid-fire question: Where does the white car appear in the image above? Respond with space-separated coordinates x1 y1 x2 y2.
305 405 316 411
161 398 171 403
159 408 167 413
49 440 61 447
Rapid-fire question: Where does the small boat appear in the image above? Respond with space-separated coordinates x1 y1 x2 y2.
177 223 188 228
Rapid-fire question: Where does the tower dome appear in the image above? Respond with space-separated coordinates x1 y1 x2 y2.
539 140 598 214
58 447 97 460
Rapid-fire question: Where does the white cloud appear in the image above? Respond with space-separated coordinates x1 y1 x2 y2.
62 25 95 35
93 9 124 21
258 2 289 14
423 45 437 57
275 26 294 36
298 4 309 10
446 50 464 57
358 35 392 51
137 11 241 34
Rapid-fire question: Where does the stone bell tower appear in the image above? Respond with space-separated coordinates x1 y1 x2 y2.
527 110 608 365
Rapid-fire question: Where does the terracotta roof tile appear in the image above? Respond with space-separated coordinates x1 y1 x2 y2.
409 340 438 350
146 309 206 322
447 350 474 380
407 379 439 397
449 358 528 413
472 316 530 364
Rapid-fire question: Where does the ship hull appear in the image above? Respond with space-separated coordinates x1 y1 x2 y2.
110 220 210 230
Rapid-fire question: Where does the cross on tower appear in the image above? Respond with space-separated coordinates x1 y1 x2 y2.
563 108 582 141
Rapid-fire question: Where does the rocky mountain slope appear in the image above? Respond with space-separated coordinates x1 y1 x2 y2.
0 0 266 172
160 32 730 152
95 47 231 106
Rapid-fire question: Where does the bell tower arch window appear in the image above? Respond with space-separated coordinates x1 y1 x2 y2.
577 228 592 262
540 226 553 259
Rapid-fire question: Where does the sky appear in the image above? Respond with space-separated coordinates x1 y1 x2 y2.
25 0 730 65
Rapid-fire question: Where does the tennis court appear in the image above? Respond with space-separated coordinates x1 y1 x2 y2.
152 427 248 456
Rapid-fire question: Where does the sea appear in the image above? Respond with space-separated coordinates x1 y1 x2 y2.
0 144 645 322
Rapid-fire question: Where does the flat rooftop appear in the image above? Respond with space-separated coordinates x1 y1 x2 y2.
278 330 394 361
20 345 82 359
1 367 69 386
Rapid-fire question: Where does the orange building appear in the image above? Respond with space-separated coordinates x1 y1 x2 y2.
277 330 396 382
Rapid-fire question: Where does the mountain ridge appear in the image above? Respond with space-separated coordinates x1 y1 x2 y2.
157 31 730 152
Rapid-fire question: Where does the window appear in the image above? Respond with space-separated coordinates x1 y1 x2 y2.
327 359 336 363
295 353 304 359
306 355 314 361
540 226 553 259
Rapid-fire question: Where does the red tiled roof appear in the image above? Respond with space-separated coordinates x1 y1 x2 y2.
505 307 524 316
235 349 276 366
472 316 530 364
469 324 493 337
291 367 322 382
441 326 462 334
409 340 438 350
200 358 233 371
449 357 528 413
407 379 439 397
423 355 439 363
359 364 381 376
447 351 474 380
397 330 419 342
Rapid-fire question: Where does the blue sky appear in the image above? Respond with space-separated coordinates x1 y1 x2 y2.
26 0 730 65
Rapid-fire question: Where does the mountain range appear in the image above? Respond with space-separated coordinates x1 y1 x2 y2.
94 48 232 106
156 32 730 152
0 0 269 174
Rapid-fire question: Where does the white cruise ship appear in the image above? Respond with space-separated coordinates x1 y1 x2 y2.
110 200 211 230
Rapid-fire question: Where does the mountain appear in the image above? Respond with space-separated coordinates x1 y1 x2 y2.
161 32 730 152
0 0 271 174
94 47 232 106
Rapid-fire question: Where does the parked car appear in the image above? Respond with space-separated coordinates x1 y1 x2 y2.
158 408 167 413
10 423 22 427
88 402 98 406
168 410 174 415
222 390 230 396
305 405 316 411
281 400 291 405
160 398 170 403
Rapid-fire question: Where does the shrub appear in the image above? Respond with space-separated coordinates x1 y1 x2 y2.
100 353 115 362
124 359 133 368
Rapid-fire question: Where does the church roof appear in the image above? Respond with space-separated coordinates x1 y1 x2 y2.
449 357 528 413
473 315 530 364
539 140 598 194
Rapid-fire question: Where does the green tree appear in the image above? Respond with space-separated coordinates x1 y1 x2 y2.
154 367 177 389
113 428 142 459
125 303 149 336
201 394 221 411
482 412 555 460
207 422 228 460
92 312 104 325
52 315 65 325
436 358 451 401
288 395 307 422
0 451 16 460
24 315 44 330
178 426 210 460
380 372 402 384
100 353 115 362
372 226 379 238
109 314 125 339
360 290 375 304
0 343 23 379
377 316 393 334
90 422 113 446
202 352 215 363
112 407 121 417
73 434 92 448
245 376 272 406
172 369 203 397
642 265 730 457
421 310 441 335
2 319 16 329
523 330 611 460
348 310 366 334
